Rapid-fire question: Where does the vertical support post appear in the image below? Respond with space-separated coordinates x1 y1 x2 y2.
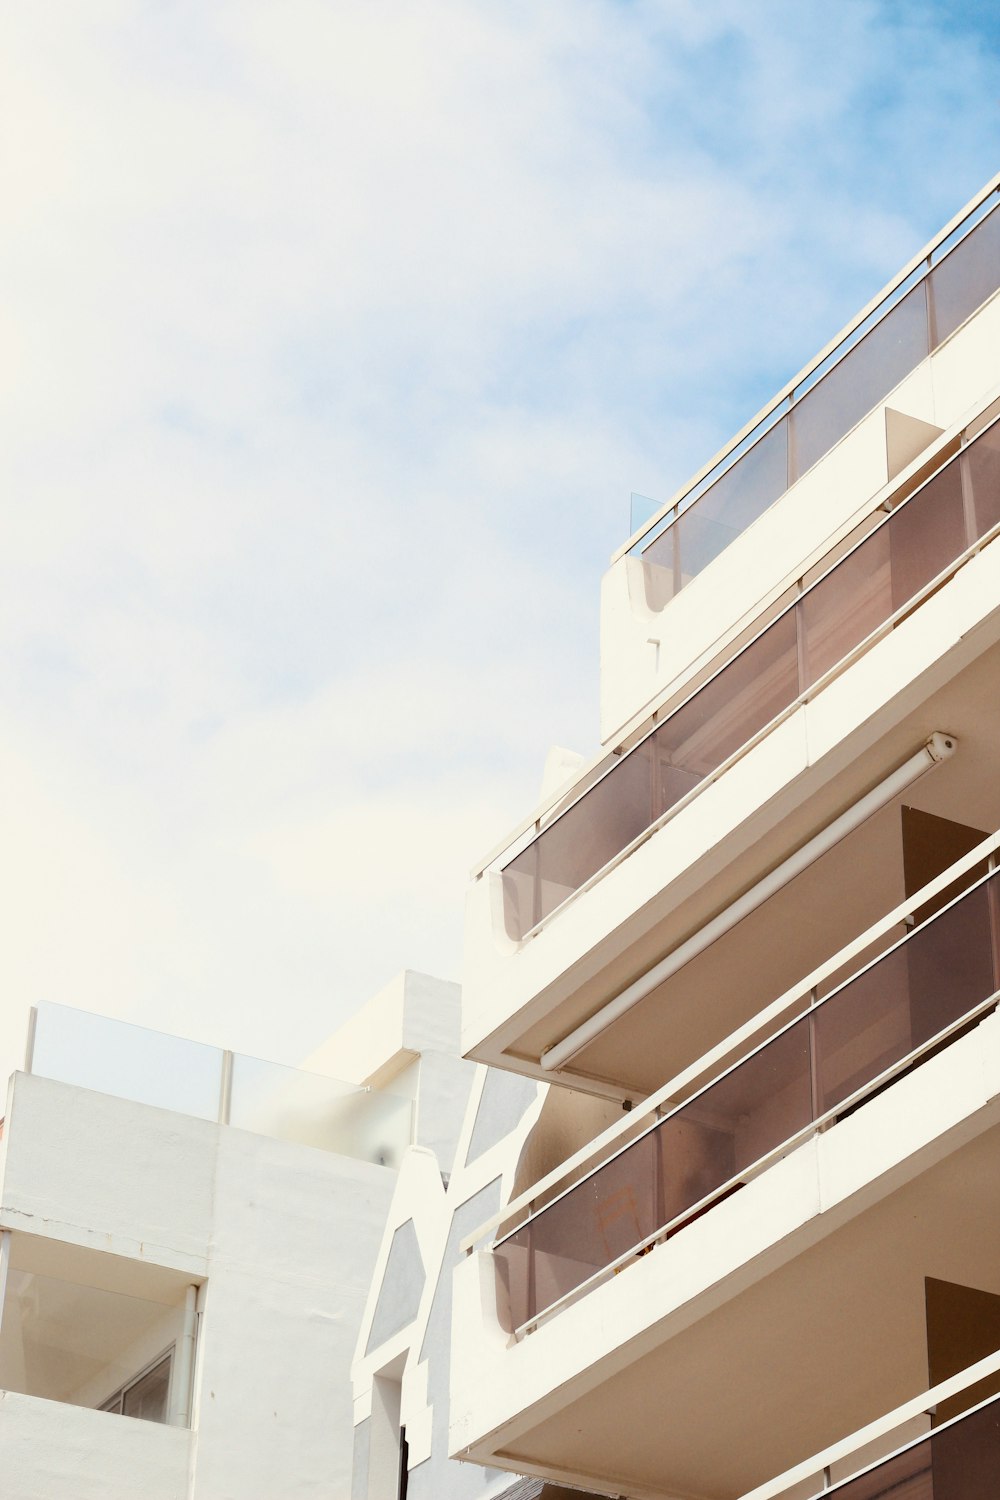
218 1051 234 1126
794 582 808 697
786 400 798 489
987 857 1000 996
808 988 822 1126
530 831 542 934
959 449 979 552
169 1284 199 1428
525 1216 536 1332
925 256 939 354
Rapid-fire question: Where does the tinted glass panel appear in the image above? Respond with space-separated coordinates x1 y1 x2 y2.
830 1401 1000 1500
799 524 892 687
889 461 968 611
931 206 1000 346
495 868 1000 1326
965 423 1000 541
122 1356 171 1423
790 284 928 480
698 419 789 531
651 607 798 784
685 1017 812 1176
502 742 654 936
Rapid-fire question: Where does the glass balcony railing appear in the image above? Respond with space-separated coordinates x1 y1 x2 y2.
25 1003 412 1169
628 186 1000 603
498 410 1000 941
803 1392 1000 1500
492 860 1000 1334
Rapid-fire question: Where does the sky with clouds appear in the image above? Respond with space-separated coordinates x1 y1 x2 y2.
1 0 998 1077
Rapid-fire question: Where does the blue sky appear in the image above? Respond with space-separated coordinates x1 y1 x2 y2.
0 0 997 1074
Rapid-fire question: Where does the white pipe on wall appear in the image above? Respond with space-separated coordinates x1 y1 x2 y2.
169 1284 199 1428
541 732 957 1073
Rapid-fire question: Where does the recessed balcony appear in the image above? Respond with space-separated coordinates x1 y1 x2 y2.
489 846 1000 1335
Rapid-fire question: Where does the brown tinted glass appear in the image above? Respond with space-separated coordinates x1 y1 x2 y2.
813 944 912 1114
493 1229 531 1332
832 1436 932 1500
798 522 892 687
830 1400 1000 1500
931 1398 1000 1500
501 739 655 937
677 1018 812 1178
965 422 1000 541
931 205 1000 347
906 880 995 1051
790 284 929 481
889 459 967 611
652 606 798 783
122 1355 171 1423
656 1108 735 1228
508 1130 660 1323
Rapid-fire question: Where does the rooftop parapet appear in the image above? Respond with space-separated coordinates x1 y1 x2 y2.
22 1001 412 1169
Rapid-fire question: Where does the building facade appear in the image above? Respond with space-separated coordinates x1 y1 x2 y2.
452 175 1000 1500
3 176 1000 1500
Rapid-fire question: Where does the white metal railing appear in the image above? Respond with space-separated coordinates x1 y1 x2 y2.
738 1351 1000 1500
614 172 1000 566
473 400 1000 940
461 825 1000 1256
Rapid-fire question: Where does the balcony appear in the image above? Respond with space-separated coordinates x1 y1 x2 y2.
451 840 1000 1497
622 180 1000 604
463 396 1000 1092
498 412 1000 945
491 849 1000 1335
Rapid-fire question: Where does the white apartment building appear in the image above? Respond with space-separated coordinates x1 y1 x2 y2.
0 972 472 1500
451 173 1000 1500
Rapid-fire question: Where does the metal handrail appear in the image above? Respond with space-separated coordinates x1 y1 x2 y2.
490 403 1000 938
740 1360 1000 1500
459 827 1000 1253
612 172 1000 565
513 983 999 1337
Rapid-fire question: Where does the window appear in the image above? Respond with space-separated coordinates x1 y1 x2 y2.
100 1349 173 1424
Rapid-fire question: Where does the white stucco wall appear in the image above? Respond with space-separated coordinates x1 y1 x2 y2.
0 1071 396 1500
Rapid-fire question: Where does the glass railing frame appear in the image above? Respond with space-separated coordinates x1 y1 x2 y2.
462 829 1000 1257
497 849 998 1247
805 1388 1000 1500
741 1360 1000 1500
509 983 1000 1337
494 859 1000 1334
496 406 1000 941
616 179 1000 569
